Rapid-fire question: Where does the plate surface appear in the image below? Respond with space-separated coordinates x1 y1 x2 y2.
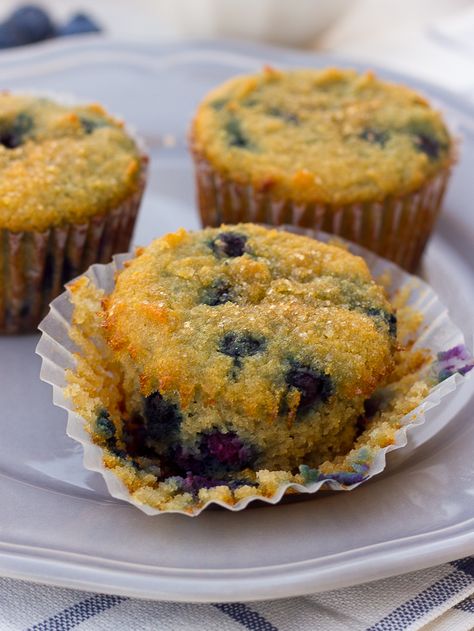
0 39 473 602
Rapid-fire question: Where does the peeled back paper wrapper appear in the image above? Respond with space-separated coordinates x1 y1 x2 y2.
36 226 473 516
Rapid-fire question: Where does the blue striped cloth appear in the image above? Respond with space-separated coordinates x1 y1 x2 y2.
0 557 472 630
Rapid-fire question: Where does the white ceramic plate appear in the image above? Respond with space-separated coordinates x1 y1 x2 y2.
0 38 473 602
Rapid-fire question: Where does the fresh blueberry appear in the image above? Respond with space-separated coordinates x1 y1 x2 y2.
58 13 101 37
286 363 333 412
1 5 55 48
0 24 20 49
225 117 251 148
201 278 234 306
181 474 224 494
211 231 248 257
359 128 389 147
144 391 182 442
204 430 253 468
0 113 33 149
267 107 299 125
218 332 266 360
366 308 397 338
412 133 441 160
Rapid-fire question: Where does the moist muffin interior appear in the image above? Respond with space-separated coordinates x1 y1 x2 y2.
191 67 452 204
64 224 438 512
0 93 143 232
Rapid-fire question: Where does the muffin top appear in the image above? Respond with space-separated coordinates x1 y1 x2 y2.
0 93 144 232
191 67 452 204
104 224 397 425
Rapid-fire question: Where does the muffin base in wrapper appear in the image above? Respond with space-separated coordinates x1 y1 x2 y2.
36 227 473 516
192 149 452 272
0 166 147 334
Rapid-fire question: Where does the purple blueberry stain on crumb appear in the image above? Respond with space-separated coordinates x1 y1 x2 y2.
436 344 474 381
438 344 471 362
204 430 253 468
300 448 371 487
320 471 367 485
181 473 225 494
178 472 257 496
172 429 256 477
352 462 370 476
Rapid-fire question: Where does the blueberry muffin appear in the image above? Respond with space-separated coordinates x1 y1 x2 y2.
62 224 437 513
190 67 454 271
0 92 147 333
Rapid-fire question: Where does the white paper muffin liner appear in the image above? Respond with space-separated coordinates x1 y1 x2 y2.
36 227 473 516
